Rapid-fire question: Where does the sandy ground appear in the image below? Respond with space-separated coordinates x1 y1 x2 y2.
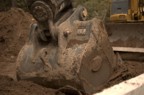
0 8 32 79
0 8 144 95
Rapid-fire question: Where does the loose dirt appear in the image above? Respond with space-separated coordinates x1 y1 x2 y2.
0 76 57 95
106 61 144 88
0 8 144 95
0 8 32 63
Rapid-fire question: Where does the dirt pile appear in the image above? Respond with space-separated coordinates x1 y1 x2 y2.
0 8 32 62
0 76 57 95
106 61 144 88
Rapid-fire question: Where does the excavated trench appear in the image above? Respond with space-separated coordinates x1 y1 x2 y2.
0 8 144 95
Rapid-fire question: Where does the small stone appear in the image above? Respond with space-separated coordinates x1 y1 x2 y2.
11 56 15 59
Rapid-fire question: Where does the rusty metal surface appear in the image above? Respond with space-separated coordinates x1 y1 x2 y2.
105 22 144 61
105 23 144 47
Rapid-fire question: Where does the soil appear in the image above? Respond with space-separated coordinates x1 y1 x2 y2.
0 8 144 95
0 76 57 95
106 61 144 88
0 8 32 63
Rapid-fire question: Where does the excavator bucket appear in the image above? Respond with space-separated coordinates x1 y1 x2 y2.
16 0 127 94
105 23 144 48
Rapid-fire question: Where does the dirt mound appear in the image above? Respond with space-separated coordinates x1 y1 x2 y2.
0 8 33 62
107 61 144 87
0 7 34 82
0 76 57 95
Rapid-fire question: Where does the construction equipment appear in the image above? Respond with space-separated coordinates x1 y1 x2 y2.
16 0 126 94
110 0 144 22
106 0 144 48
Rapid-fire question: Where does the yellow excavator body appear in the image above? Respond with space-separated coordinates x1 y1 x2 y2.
110 0 144 22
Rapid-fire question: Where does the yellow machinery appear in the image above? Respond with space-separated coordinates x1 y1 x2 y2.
106 0 144 48
110 0 144 22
